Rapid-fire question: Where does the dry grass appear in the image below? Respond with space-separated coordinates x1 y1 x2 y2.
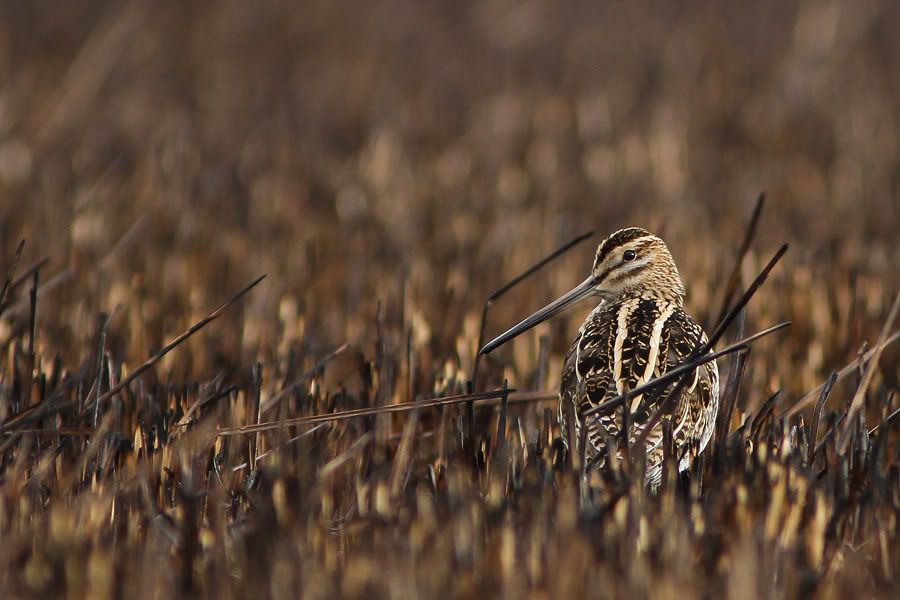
1 1 899 597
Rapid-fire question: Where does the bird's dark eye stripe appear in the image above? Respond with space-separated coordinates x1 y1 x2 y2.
594 228 651 265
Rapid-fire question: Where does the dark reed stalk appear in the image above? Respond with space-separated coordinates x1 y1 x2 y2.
1 427 97 436
389 401 419 501
436 401 448 469
3 268 74 320
250 362 263 467
487 379 510 470
24 270 39 412
812 412 847 462
406 326 414 404
715 306 749 446
717 348 749 444
0 239 25 317
713 193 765 327
749 390 781 442
465 379 476 465
216 388 515 435
535 334 550 391
374 300 392 457
92 313 108 428
808 371 838 464
8 257 49 292
707 244 789 350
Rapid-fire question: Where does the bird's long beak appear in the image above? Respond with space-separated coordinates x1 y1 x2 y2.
479 276 597 355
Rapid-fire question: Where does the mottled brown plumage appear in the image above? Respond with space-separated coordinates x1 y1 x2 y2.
481 227 719 485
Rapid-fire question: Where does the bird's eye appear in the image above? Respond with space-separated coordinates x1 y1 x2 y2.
623 250 637 262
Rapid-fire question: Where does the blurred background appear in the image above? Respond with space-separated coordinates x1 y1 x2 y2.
1 0 898 404
2 2 900 597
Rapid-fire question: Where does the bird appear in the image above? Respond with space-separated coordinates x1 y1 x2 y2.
480 227 719 486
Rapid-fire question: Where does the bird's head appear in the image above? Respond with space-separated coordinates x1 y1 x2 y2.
589 227 685 303
479 227 685 355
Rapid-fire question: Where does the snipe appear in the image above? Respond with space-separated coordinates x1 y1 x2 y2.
480 227 719 485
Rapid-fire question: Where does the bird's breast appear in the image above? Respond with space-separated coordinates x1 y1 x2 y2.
569 296 681 419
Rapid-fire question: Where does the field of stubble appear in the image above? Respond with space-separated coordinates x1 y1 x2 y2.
0 1 899 598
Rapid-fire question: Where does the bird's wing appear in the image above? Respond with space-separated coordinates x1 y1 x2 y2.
662 309 720 457
558 302 617 451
